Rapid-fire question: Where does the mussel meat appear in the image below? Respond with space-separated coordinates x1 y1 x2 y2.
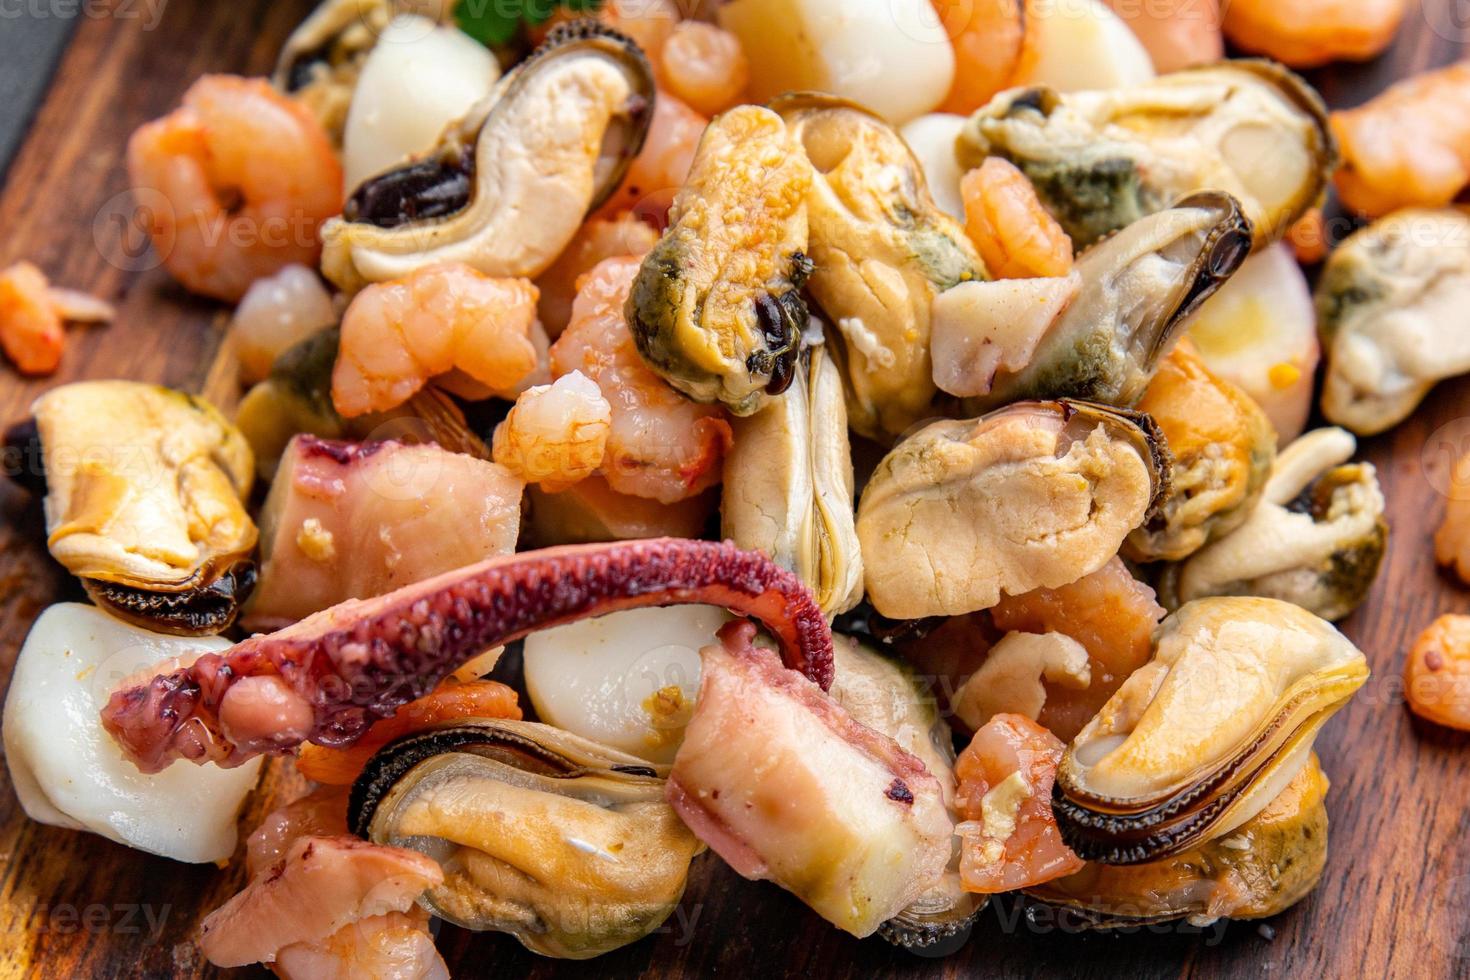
1052 597 1367 865
349 717 703 959
1124 342 1276 563
1157 427 1387 622
828 635 982 950
722 341 863 616
1317 207 1470 435
24 381 257 635
321 21 655 292
934 193 1252 414
1030 753 1330 926
956 60 1335 250
627 104 813 415
856 400 1168 619
772 93 985 440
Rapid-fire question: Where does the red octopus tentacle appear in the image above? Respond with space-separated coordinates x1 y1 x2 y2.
101 539 833 773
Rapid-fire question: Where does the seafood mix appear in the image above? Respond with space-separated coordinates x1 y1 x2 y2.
7 0 1470 973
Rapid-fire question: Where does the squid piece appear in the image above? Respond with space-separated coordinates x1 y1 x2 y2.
667 621 952 938
242 436 524 632
102 539 835 772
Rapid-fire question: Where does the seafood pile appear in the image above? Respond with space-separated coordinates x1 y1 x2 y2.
13 0 1470 973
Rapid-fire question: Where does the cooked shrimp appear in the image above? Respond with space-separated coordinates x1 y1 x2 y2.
934 0 1035 114
657 21 750 117
126 75 342 303
954 713 1084 893
232 263 337 384
1404 615 1470 731
1436 453 1470 583
1332 62 1470 218
199 835 442 968
0 262 114 375
595 91 708 226
1103 0 1223 72
1286 206 1329 265
534 214 659 337
962 158 1074 279
1223 0 1404 68
331 262 541 417
990 557 1164 741
549 256 731 503
535 0 681 56
295 679 522 785
492 371 612 491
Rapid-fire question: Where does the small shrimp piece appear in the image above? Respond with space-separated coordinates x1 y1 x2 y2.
492 371 612 491
1223 0 1404 68
126 75 343 303
1436 453 1470 583
595 91 708 227
232 263 337 384
295 679 522 785
657 21 750 117
549 256 731 503
990 557 1164 741
1286 207 1329 265
534 214 659 337
1405 615 1470 731
962 158 1074 279
934 0 1035 114
1331 62 1470 218
1103 0 1223 72
272 909 447 980
0 262 113 375
331 262 540 417
954 713 1084 893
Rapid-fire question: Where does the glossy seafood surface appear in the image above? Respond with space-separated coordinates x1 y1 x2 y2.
856 400 1166 619
29 381 257 634
351 718 702 959
1054 597 1366 864
958 61 1334 249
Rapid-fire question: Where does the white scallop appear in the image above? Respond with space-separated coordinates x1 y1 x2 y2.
342 15 500 190
1186 243 1319 445
2 604 263 863
719 0 955 124
523 605 729 763
1014 0 1155 93
900 113 968 222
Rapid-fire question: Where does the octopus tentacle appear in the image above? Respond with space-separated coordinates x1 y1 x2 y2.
101 539 834 773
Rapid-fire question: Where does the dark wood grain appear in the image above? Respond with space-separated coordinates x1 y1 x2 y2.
1 2 1468 977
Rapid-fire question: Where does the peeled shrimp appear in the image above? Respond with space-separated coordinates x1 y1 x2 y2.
989 557 1164 741
331 262 541 417
954 713 1084 893
492 371 612 491
549 256 731 503
126 75 342 302
1404 615 1470 731
934 0 1034 114
1332 62 1470 218
657 21 750 117
1223 0 1404 68
962 158 1074 279
1103 0 1222 73
596 91 708 226
0 261 113 375
534 214 659 337
296 679 521 785
232 263 336 384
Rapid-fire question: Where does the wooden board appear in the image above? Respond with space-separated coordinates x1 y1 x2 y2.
0 2 1467 977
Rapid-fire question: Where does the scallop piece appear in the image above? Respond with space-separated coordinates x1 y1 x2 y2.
232 263 336 385
321 21 655 292
958 61 1334 250
1185 242 1318 444
856 400 1167 619
717 0 954 124
1053 598 1365 865
1015 0 1155 93
1317 207 1470 435
523 605 730 763
899 113 969 222
341 14 499 189
2 603 262 863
